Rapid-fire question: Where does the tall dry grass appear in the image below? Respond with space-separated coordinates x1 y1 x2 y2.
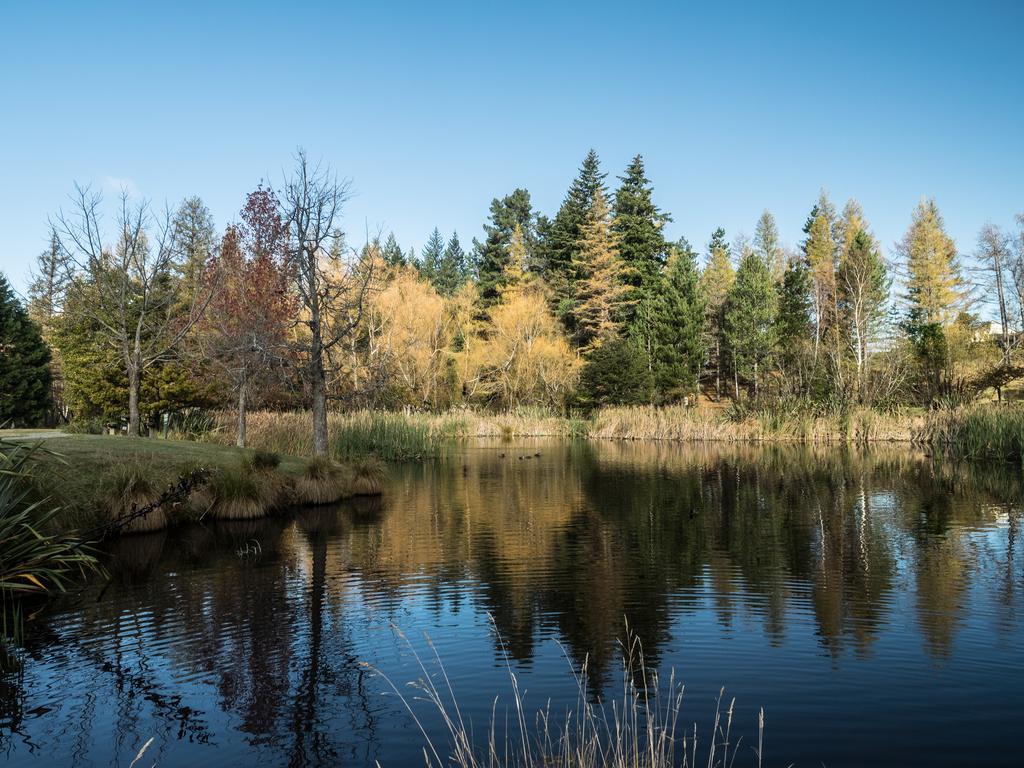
916 404 1024 461
371 621 765 768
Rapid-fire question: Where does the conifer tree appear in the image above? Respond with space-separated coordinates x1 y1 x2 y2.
171 196 216 292
700 228 735 399
899 199 964 325
473 189 536 305
578 337 653 408
382 232 406 268
0 273 52 426
776 257 813 394
651 238 705 401
570 189 630 353
754 209 784 280
838 229 889 399
545 149 607 315
612 155 671 313
803 192 840 364
435 231 467 297
419 228 445 286
724 247 778 398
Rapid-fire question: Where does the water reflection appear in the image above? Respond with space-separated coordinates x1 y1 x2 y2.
2 443 1023 767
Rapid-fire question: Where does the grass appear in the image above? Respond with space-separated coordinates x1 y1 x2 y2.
295 456 352 504
372 620 765 768
350 456 387 496
917 404 1024 462
203 462 276 520
97 463 165 534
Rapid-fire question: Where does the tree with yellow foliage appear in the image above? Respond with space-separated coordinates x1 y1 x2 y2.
899 199 966 325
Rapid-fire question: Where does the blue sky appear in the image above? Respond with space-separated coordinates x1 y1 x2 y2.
2 0 1022 300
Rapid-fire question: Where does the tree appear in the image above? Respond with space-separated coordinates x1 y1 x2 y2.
171 196 216 294
838 229 889 400
570 189 631 353
803 192 839 366
700 228 734 399
753 210 784 280
52 185 213 436
27 230 69 422
0 273 52 426
651 239 705 401
544 149 607 315
776 257 813 395
419 227 445 286
899 199 965 325
724 247 778 398
473 189 536 305
281 150 375 456
976 223 1014 367
612 154 670 315
382 232 406 268
577 337 653 408
435 231 468 297
197 187 294 447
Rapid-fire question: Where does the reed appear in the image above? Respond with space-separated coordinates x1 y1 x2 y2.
917 404 1024 462
295 456 352 505
371 620 765 768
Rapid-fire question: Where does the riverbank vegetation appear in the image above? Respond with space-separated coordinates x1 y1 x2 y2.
3 149 1023 460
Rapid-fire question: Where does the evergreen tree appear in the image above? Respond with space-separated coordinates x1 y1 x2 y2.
27 229 68 327
171 196 216 291
724 247 778 398
419 228 445 285
435 231 467 296
803 192 840 364
0 273 52 426
570 189 631 352
612 155 671 312
753 209 784 280
577 336 653 408
776 257 813 394
473 188 536 305
700 228 734 399
651 238 705 401
545 149 607 315
382 232 406 268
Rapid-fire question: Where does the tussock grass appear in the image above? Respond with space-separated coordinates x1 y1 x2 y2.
350 456 387 496
205 463 275 520
98 464 166 534
372 620 765 768
296 457 352 505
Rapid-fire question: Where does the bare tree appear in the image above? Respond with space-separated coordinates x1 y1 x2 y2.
280 150 375 455
52 185 215 436
976 222 1015 367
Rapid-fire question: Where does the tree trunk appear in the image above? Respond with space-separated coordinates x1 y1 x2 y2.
127 362 141 437
310 333 328 456
237 380 247 448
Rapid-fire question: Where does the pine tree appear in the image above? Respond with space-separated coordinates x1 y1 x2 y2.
578 337 653 408
545 149 607 315
612 155 670 311
651 238 706 401
435 231 467 296
0 273 52 426
382 232 406 268
473 189 536 305
724 247 778 398
803 192 840 365
171 196 216 291
27 230 68 327
754 210 784 280
570 189 631 353
776 257 813 394
419 228 445 285
700 228 735 399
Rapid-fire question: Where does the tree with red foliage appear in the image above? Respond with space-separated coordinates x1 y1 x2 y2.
199 187 294 446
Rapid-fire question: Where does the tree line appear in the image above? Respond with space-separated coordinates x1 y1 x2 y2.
4 149 1023 447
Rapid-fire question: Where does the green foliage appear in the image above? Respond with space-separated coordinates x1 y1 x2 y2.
435 231 468 296
578 337 654 408
612 155 671 320
382 232 407 268
776 258 813 391
473 189 537 305
725 248 779 396
651 240 705 401
0 273 52 427
418 228 446 285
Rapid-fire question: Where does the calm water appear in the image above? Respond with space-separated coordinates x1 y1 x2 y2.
2 441 1023 767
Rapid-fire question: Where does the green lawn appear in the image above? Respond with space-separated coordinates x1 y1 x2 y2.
1 432 309 532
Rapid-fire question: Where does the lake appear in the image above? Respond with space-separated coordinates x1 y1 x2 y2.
2 441 1023 766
